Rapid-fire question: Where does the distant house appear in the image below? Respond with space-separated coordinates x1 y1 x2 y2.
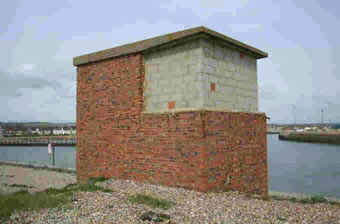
58 126 76 135
5 128 16 136
332 124 340 130
15 130 23 136
63 127 72 135
25 128 33 136
40 128 52 135
0 125 3 137
53 127 64 135
30 128 40 136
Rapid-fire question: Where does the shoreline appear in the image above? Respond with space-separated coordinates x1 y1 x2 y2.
0 160 75 174
1 171 339 224
1 161 339 202
279 131 340 145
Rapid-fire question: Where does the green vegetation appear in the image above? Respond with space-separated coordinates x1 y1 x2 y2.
0 190 71 219
128 193 173 210
0 176 111 220
299 195 328 204
139 211 171 222
270 195 285 201
3 183 35 188
270 194 340 205
276 216 287 222
288 197 298 202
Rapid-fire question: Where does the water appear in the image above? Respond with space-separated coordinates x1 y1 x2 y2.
0 135 340 198
267 134 340 198
0 146 76 169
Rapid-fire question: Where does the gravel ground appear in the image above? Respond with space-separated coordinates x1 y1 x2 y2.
1 164 340 224
0 164 76 194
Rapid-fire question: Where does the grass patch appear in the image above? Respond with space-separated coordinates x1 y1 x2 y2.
0 176 111 220
271 194 340 205
271 195 285 201
299 195 328 204
0 190 71 218
140 211 171 222
329 200 340 206
288 197 298 202
3 183 35 188
128 193 173 210
309 195 328 203
299 198 311 204
277 216 287 222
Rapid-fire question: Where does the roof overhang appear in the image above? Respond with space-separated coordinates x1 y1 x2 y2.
73 26 268 66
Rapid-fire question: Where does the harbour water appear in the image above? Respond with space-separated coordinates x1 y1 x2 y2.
267 134 340 198
0 135 339 198
0 146 76 169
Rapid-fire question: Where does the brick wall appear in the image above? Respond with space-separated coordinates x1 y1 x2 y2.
76 54 145 181
201 111 267 196
76 52 268 197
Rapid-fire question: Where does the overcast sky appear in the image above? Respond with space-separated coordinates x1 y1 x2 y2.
1 0 339 124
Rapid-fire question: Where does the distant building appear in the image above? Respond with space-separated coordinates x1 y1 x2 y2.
63 127 72 135
15 130 23 136
53 127 65 135
40 128 52 135
4 128 16 136
30 128 40 136
0 125 3 137
332 124 340 130
56 126 76 135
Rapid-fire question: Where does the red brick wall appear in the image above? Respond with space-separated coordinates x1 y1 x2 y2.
76 53 268 197
76 54 145 181
201 111 268 197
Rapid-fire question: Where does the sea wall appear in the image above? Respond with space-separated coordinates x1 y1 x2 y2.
279 132 340 145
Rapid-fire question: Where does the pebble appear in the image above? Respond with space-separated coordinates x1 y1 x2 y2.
1 166 340 223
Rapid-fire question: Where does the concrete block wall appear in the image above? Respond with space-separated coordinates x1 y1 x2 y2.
143 37 259 113
144 39 203 111
200 38 258 112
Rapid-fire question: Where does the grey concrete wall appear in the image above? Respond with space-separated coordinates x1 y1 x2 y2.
199 38 258 112
143 37 259 113
143 40 203 112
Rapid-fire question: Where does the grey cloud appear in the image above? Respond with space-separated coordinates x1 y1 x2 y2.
0 69 62 97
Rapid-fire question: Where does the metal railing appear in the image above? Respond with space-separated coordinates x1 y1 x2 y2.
0 137 76 146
